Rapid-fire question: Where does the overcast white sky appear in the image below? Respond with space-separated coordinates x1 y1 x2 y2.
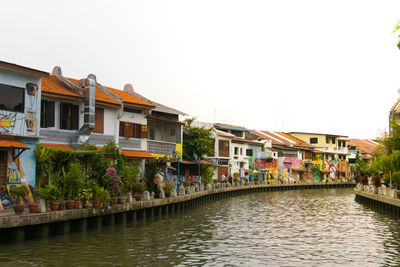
1 0 400 139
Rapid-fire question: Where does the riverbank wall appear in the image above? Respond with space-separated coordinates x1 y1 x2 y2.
0 182 355 244
354 185 400 216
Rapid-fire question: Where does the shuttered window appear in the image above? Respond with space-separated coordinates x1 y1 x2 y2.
119 122 142 138
93 108 104 133
218 140 230 157
141 125 148 139
40 100 55 128
60 103 79 130
0 151 7 186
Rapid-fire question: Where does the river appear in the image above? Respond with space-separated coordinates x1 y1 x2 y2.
0 188 399 266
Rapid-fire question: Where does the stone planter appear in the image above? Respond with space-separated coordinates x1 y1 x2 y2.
50 202 60 211
66 200 75 210
92 200 100 208
185 187 190 194
58 201 65 211
134 194 143 201
118 197 127 205
13 204 25 215
29 203 39 213
110 197 118 205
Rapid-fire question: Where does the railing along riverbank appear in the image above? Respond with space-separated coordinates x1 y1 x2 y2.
0 182 355 244
354 184 400 216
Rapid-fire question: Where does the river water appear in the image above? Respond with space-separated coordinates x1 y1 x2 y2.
1 188 400 266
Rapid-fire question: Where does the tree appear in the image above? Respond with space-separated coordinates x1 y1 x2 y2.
393 21 400 49
182 118 214 160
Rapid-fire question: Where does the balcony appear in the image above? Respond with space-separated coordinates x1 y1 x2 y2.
147 140 175 155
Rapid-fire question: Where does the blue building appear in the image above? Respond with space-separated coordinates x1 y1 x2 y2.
0 61 48 207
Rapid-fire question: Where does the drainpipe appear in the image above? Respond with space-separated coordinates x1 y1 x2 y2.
78 76 96 136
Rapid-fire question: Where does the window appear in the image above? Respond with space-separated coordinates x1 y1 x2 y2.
246 149 253 157
0 151 7 185
60 103 79 130
326 137 330 144
240 148 243 155
170 127 176 137
234 147 238 155
310 137 318 144
93 108 104 133
149 129 155 140
40 100 55 128
218 140 229 157
0 83 25 113
123 107 141 114
119 122 142 138
332 138 335 144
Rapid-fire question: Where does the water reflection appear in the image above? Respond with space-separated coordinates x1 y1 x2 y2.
1 189 400 266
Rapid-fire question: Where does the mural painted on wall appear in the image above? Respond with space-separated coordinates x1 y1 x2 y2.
0 183 33 208
0 83 39 136
7 150 24 184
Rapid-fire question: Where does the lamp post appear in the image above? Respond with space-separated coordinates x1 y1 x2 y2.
173 149 182 196
194 154 201 191
116 145 120 175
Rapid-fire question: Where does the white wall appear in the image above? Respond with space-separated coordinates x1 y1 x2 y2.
119 111 147 125
103 108 118 136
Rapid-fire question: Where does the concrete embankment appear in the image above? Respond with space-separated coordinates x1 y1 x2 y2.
355 186 400 216
0 182 355 244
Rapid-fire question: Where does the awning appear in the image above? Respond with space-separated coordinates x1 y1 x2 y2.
41 143 74 151
121 149 154 159
320 169 331 173
0 139 29 149
172 159 219 167
292 168 307 172
245 169 252 173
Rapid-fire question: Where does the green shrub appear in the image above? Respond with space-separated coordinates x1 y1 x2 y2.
163 182 174 193
201 166 214 185
133 181 146 195
393 171 400 186
37 184 59 201
10 186 29 205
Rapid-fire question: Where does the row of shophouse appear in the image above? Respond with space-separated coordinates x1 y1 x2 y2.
0 61 187 195
0 60 379 196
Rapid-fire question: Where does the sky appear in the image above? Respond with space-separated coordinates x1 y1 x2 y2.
1 0 400 139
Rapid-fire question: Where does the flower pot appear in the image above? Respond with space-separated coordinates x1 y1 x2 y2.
29 203 39 213
165 192 171 198
13 204 25 215
92 200 100 208
110 197 118 205
118 197 127 205
66 200 75 209
50 202 60 211
58 201 65 211
74 200 80 209
83 201 90 208
134 194 143 201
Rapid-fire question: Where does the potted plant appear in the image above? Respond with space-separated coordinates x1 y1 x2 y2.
63 163 84 209
132 180 146 201
95 186 109 207
103 167 123 205
9 186 29 214
163 182 173 197
372 174 381 194
118 185 128 205
37 185 59 211
79 188 93 208
254 172 261 185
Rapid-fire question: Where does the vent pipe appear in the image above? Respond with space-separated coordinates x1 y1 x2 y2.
79 76 96 135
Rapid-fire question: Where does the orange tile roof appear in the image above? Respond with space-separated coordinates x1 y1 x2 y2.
68 79 121 107
41 143 74 151
41 75 83 100
292 168 307 172
277 132 309 147
121 149 154 159
0 139 29 149
348 139 378 155
106 87 155 109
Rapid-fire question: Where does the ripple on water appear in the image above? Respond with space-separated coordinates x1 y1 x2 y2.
1 188 400 266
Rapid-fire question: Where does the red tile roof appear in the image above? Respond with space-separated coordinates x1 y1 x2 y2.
0 139 29 149
106 87 155 109
41 143 74 151
121 149 154 159
41 75 83 100
348 139 378 156
68 78 121 107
